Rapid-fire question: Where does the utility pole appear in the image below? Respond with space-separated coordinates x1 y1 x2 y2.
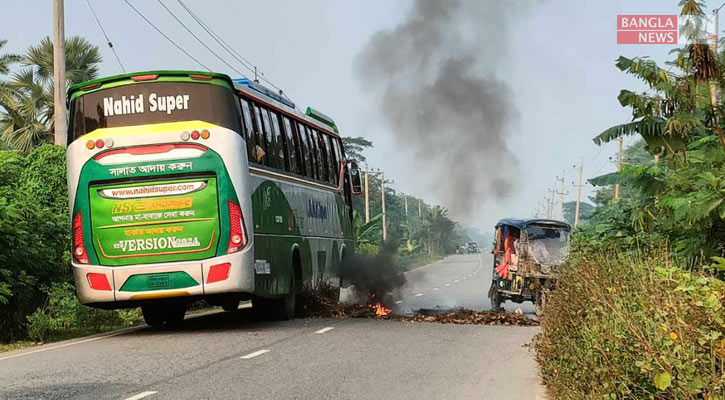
547 188 556 219
711 3 725 104
53 0 67 146
418 200 422 218
573 160 584 228
556 171 567 220
614 137 623 201
403 194 408 217
381 173 387 241
380 174 395 241
364 167 370 223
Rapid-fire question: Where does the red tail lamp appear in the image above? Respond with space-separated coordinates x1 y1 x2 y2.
131 74 159 82
227 200 248 253
87 273 112 291
207 263 231 284
73 212 89 264
191 130 200 140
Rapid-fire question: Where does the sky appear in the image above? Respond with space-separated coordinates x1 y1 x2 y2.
0 0 701 230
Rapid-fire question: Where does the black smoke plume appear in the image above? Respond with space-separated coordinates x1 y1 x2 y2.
344 240 406 306
355 0 523 217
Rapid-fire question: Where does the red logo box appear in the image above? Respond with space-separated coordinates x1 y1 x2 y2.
617 15 678 44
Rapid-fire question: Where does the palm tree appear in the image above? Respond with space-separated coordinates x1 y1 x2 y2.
0 39 20 75
0 36 101 153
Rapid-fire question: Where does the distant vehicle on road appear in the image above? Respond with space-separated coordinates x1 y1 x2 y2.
488 218 570 315
466 242 480 253
66 70 363 326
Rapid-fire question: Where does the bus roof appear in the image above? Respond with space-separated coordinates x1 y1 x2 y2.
233 78 340 137
67 70 341 137
67 70 236 102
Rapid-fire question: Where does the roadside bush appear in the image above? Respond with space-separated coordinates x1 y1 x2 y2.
26 283 142 342
534 248 725 399
0 146 69 342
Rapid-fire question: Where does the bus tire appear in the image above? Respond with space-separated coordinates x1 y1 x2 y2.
141 306 165 327
221 299 240 312
141 303 186 326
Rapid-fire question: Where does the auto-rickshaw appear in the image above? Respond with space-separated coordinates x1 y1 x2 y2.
488 218 571 315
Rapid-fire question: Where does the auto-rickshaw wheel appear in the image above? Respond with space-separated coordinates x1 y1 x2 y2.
535 289 547 317
488 283 504 312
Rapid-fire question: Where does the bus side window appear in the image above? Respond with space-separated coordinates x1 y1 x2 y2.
327 135 339 186
252 104 266 165
306 127 320 180
298 123 315 180
259 107 277 169
283 117 301 175
333 137 344 163
310 129 330 182
314 130 330 183
239 98 255 160
269 111 288 171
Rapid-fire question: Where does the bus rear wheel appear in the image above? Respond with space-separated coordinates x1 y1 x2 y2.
141 303 186 326
253 271 297 321
253 289 296 321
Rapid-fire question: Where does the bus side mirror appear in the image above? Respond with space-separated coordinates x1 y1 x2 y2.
349 160 363 195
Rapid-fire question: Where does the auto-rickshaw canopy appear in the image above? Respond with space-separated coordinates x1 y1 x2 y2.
495 218 571 231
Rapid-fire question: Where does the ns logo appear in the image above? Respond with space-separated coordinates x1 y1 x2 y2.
307 199 328 220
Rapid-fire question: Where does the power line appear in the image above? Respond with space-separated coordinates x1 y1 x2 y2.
155 0 248 78
86 0 125 73
175 0 283 92
122 0 211 71
176 0 257 76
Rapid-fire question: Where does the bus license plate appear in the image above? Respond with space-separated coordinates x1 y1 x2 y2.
147 274 170 288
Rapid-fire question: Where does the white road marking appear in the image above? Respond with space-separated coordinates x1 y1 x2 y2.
0 326 141 362
406 259 442 273
454 280 459 283
432 288 439 291
414 293 424 297
444 283 451 287
315 327 334 334
123 392 157 400
462 277 467 280
241 349 270 359
394 300 403 304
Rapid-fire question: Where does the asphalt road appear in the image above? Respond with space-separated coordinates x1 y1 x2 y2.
0 255 543 400
395 253 536 315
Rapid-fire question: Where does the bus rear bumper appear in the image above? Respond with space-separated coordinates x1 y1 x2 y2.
72 251 254 306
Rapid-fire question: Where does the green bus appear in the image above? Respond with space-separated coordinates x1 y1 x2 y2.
66 71 362 325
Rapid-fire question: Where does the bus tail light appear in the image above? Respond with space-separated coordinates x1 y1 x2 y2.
87 273 111 291
131 74 159 82
207 263 231 283
73 212 89 264
227 200 248 254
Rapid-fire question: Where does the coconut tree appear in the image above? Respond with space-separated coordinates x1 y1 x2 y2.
0 36 101 153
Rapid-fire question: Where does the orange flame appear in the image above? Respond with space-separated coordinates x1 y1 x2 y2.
372 302 391 316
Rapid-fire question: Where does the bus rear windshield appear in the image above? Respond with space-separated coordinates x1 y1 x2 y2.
69 81 241 143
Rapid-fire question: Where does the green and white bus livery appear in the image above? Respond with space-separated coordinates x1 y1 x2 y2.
67 71 362 325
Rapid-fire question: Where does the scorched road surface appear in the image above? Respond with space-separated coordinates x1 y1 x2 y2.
0 255 542 400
